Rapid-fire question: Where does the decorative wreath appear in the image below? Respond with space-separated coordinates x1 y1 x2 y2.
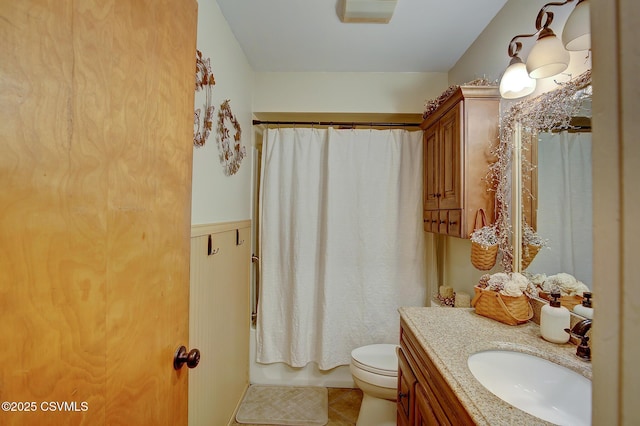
193 50 215 147
217 99 245 176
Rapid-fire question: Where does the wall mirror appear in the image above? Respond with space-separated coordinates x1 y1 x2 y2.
524 98 592 285
493 69 592 313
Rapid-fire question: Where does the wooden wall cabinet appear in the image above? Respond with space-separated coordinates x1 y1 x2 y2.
421 86 500 238
397 319 474 426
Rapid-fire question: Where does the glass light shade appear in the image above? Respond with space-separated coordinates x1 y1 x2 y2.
562 0 591 51
500 57 536 99
526 32 570 79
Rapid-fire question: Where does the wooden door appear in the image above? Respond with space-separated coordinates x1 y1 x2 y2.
438 105 462 210
0 1 197 425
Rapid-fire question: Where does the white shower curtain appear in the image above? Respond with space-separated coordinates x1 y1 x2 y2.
530 131 593 285
257 127 426 370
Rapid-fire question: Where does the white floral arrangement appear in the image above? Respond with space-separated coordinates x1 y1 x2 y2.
522 271 546 297
478 272 531 297
542 272 590 297
470 224 498 249
522 222 547 248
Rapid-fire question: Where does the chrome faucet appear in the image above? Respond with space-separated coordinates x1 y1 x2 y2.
565 319 592 361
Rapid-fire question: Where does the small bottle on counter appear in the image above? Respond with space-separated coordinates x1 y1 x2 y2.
573 292 594 319
540 292 570 344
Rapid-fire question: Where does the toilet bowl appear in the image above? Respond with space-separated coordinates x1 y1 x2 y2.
350 344 398 426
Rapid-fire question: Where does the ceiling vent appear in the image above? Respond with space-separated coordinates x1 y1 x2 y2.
339 0 398 23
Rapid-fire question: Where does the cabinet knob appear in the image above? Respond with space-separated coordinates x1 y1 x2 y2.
398 392 408 399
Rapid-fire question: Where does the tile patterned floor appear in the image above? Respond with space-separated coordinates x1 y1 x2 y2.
230 387 363 426
326 388 363 425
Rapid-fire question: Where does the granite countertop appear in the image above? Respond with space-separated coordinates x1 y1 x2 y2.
399 306 592 426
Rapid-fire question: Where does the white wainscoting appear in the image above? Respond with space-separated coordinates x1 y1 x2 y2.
188 220 251 426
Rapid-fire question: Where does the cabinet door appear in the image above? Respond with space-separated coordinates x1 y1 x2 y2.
423 124 439 211
397 348 416 426
438 105 462 210
414 383 441 426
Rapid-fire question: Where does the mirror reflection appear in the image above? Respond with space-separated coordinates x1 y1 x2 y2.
526 101 593 289
495 70 593 316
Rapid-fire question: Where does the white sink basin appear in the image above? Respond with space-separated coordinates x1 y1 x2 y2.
467 350 591 425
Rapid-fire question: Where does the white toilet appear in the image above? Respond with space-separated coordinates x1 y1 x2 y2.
350 343 398 426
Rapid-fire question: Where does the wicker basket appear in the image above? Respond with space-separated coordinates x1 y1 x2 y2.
470 209 498 271
471 244 499 271
521 244 541 269
471 286 533 326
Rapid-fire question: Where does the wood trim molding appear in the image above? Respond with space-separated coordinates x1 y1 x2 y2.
191 220 252 237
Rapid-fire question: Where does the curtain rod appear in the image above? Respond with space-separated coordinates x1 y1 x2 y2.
252 119 421 128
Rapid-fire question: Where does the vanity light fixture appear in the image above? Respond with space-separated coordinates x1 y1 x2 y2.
499 0 591 99
525 2 572 79
499 38 537 99
562 0 591 51
526 21 570 79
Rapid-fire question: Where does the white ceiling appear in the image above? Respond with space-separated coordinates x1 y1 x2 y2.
215 0 508 72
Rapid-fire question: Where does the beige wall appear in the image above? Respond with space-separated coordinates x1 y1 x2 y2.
191 0 254 225
253 72 448 114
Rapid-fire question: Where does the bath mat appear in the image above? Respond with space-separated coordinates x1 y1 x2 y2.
235 385 328 426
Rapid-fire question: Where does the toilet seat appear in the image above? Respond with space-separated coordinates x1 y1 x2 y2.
351 344 398 377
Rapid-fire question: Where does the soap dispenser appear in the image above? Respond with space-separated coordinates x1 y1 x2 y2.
574 292 594 319
540 292 570 343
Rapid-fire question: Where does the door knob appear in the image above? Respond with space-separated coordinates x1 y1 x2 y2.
173 346 201 370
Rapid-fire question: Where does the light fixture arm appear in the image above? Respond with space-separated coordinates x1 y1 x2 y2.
507 33 538 58
507 0 574 58
535 0 574 31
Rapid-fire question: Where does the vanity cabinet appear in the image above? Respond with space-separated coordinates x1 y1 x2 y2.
397 319 474 426
421 86 500 238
